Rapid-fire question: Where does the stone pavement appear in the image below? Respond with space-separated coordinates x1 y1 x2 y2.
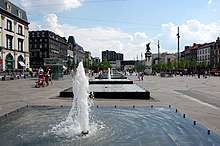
128 75 220 136
0 74 220 136
0 75 73 117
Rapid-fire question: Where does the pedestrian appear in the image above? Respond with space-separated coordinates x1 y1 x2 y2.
138 72 141 81
28 67 33 78
141 72 144 81
38 67 44 77
48 68 53 85
44 68 50 86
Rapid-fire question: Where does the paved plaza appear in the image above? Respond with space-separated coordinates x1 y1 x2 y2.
0 75 220 136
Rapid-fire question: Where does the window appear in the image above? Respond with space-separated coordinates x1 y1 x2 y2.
6 3 11 12
18 25 23 35
39 44 42 48
42 32 45 37
44 51 47 57
32 32 35 37
17 10 22 18
6 35 13 49
18 39 23 51
40 52 42 57
7 20 12 31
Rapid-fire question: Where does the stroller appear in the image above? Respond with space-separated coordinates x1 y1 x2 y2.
35 75 45 88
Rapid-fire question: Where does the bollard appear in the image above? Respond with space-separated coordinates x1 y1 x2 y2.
208 130 210 135
175 109 178 112
194 121 196 125
26 105 28 107
183 114 185 118
115 105 117 108
61 105 63 107
97 105 99 108
169 105 171 108
133 105 135 108
151 105 153 108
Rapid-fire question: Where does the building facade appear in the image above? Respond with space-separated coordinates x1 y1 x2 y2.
68 36 85 66
29 30 68 69
102 50 123 62
0 0 29 71
197 42 213 66
212 37 220 69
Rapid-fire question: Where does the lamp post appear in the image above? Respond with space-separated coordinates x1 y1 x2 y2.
157 40 160 64
177 27 180 70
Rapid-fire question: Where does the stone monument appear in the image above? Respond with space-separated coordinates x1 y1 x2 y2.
144 43 152 75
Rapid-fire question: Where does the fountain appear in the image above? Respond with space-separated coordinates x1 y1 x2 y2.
1 62 220 145
108 68 111 79
52 61 92 136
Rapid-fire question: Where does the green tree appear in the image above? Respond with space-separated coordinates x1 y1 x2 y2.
99 58 111 69
172 60 177 70
67 59 74 69
161 63 167 71
91 60 98 69
167 61 173 71
83 59 91 69
201 60 208 70
218 63 220 70
192 57 197 71
179 59 188 69
152 64 157 71
135 64 145 71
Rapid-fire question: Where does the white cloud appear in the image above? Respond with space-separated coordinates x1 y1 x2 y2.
33 14 151 59
157 19 220 53
208 0 212 5
12 0 83 13
29 13 220 60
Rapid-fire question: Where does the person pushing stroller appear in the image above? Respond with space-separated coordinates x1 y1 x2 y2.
35 67 45 88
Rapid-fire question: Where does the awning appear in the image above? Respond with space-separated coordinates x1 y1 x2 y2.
18 61 25 67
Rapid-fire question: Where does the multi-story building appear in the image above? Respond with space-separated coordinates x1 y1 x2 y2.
197 42 214 67
85 51 91 61
93 57 100 65
102 50 123 62
120 60 135 71
160 52 178 64
116 53 123 61
182 41 217 71
68 36 85 66
0 0 29 71
212 37 220 69
29 30 68 69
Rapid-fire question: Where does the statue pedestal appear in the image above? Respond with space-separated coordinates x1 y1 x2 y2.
145 51 152 75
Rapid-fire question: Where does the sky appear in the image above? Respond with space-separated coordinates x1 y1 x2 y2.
10 0 220 60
